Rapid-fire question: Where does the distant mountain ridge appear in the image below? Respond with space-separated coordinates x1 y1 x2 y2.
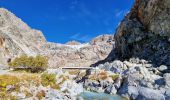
42 34 114 68
0 8 114 68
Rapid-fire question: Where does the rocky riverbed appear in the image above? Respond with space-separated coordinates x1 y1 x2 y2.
1 58 169 100
77 59 170 100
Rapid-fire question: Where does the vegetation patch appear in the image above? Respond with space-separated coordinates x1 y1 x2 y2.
41 73 56 87
9 55 49 73
109 74 119 81
36 90 46 100
0 75 20 92
0 75 20 99
68 70 80 75
89 71 109 81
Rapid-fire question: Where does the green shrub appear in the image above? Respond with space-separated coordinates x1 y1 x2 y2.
9 55 48 73
41 73 56 87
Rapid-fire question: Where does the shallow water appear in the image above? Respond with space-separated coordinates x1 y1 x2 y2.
78 91 125 100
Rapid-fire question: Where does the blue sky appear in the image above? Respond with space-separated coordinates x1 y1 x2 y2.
0 0 134 43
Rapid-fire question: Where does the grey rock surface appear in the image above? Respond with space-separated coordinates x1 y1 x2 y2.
114 0 170 66
0 8 46 66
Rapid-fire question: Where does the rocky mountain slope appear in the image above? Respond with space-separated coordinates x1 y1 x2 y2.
0 8 46 67
41 34 114 68
0 8 114 68
114 0 170 66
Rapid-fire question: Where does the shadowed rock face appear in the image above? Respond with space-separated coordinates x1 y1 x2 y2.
114 0 170 66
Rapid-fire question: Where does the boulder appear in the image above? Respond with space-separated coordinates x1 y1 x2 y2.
104 85 117 94
137 87 165 100
118 86 165 100
158 65 168 72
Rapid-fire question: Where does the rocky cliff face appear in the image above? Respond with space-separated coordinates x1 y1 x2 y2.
115 0 170 66
0 8 114 68
41 34 114 68
0 8 46 66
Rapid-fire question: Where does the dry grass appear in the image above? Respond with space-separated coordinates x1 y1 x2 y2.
19 73 41 86
68 70 80 75
89 71 108 81
109 74 119 81
98 71 108 80
36 90 46 100
0 75 20 92
58 75 69 85
0 73 41 99
88 71 120 81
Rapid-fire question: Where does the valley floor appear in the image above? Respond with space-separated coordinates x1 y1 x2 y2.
0 58 170 100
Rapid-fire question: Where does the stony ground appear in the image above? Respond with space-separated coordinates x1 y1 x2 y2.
0 58 170 100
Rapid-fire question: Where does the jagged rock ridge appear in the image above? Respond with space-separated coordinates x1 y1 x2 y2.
41 34 114 68
66 40 81 45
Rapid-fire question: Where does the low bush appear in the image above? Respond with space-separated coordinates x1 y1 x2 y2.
41 73 56 87
9 55 48 73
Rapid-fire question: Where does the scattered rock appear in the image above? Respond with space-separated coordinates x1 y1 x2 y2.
163 73 170 87
60 80 83 97
104 85 117 94
158 65 168 72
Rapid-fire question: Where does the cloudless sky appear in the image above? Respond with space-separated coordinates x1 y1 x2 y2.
0 0 134 43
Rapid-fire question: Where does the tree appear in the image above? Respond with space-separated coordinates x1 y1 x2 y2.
8 55 48 73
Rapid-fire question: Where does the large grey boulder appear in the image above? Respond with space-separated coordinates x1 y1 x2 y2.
158 65 168 72
137 87 165 100
118 86 165 100
97 60 127 74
